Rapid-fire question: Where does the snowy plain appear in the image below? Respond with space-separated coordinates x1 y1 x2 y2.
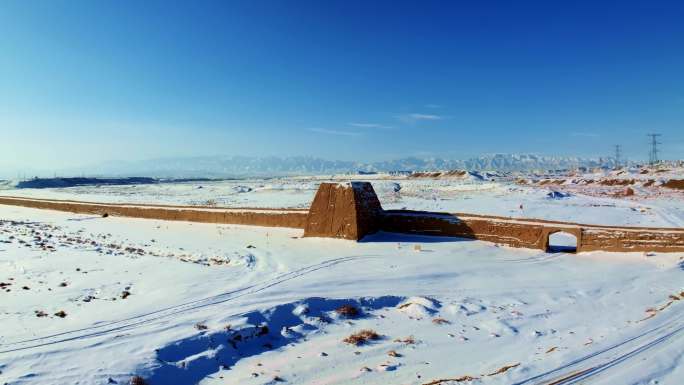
0 177 683 385
3 176 684 227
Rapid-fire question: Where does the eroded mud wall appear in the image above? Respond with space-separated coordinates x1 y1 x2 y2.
382 211 549 249
3 188 684 253
0 197 308 229
579 228 684 252
302 182 383 240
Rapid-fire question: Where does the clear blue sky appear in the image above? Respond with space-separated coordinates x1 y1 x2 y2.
1 0 683 173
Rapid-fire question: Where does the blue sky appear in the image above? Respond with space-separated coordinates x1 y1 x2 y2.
1 0 683 173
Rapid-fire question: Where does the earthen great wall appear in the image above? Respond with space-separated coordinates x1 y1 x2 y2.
2 181 684 253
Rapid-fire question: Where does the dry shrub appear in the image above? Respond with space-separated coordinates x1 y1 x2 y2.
393 336 416 344
423 375 479 384
432 317 450 325
343 329 379 345
130 376 147 385
486 363 520 376
335 304 359 318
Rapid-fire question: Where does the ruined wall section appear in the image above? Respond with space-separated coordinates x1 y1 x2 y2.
351 182 384 239
3 183 684 253
579 228 684 252
302 182 382 240
383 211 549 249
0 197 308 229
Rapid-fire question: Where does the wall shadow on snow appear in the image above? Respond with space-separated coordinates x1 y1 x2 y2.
361 231 474 243
371 210 477 243
143 296 404 385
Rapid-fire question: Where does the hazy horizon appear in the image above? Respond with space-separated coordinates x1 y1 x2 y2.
0 152 642 180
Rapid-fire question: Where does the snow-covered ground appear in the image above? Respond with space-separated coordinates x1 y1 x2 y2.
2 176 684 227
0 200 682 385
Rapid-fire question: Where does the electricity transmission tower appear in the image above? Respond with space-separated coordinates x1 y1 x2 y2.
647 134 661 165
614 145 622 168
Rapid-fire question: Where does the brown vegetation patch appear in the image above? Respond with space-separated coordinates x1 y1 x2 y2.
335 304 360 318
422 362 520 384
343 329 380 345
638 292 683 322
599 179 635 186
432 317 451 325
130 376 147 385
423 375 479 384
663 179 684 190
486 363 520 376
393 336 416 344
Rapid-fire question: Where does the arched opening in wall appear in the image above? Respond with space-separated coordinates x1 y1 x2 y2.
547 231 577 253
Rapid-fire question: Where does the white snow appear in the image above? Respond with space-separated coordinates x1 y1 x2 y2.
0 202 682 385
0 176 683 385
3 176 684 227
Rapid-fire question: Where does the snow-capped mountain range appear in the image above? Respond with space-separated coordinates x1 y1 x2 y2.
69 154 619 178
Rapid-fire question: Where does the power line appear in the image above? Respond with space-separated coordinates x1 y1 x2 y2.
614 144 622 168
647 133 661 165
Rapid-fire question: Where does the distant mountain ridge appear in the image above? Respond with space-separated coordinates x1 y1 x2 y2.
73 154 618 178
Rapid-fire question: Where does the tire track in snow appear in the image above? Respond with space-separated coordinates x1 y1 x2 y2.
512 313 684 385
499 252 566 264
0 255 376 354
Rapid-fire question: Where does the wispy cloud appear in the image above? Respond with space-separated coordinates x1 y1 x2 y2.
409 113 442 120
397 113 443 123
307 127 362 137
348 122 394 129
570 132 600 138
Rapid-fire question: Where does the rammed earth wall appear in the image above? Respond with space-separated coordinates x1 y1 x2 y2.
2 182 684 252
